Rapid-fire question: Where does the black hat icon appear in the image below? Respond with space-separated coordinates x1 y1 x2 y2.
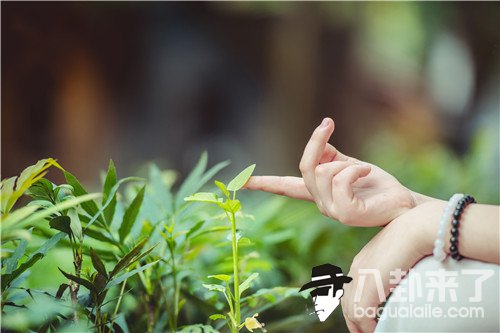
299 264 352 292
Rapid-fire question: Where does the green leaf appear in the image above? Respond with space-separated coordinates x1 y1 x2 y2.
55 283 70 299
176 325 221 333
2 158 62 214
239 272 259 296
4 232 30 273
54 184 74 203
202 283 226 293
64 171 102 223
176 152 229 209
218 199 241 213
176 152 208 209
208 274 231 282
58 268 95 292
118 186 146 242
93 272 108 293
238 237 252 247
184 192 221 204
90 248 108 279
192 226 231 238
186 220 206 239
209 314 226 321
102 159 117 223
106 260 158 289
2 193 100 234
1 253 43 291
148 164 174 214
27 200 54 209
0 177 16 215
68 209 83 242
2 232 65 291
110 239 148 277
83 227 116 244
227 164 256 192
215 181 230 198
85 176 144 230
25 179 55 202
49 216 72 236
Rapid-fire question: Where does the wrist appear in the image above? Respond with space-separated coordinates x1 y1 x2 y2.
396 200 448 257
410 190 439 206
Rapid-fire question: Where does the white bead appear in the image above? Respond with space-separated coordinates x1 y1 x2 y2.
434 239 444 247
433 248 446 262
433 193 464 262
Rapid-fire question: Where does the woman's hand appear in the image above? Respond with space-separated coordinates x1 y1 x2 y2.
246 118 425 226
341 203 435 332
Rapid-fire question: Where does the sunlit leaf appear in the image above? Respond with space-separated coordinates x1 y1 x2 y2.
239 273 259 296
227 164 255 192
202 283 226 293
215 181 230 198
208 274 231 282
209 314 226 321
184 192 221 204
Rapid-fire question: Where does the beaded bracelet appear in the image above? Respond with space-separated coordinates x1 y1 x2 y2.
449 194 476 261
433 193 463 262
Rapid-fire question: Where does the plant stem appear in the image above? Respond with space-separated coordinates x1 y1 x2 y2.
109 278 127 331
230 211 240 332
167 216 179 333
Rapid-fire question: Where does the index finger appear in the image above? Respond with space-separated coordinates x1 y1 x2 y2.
244 176 314 202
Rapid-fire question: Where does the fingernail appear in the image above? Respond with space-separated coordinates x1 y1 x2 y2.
320 118 329 128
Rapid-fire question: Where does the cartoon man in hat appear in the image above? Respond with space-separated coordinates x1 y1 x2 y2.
299 263 353 322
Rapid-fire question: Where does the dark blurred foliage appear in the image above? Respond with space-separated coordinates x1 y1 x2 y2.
2 2 499 194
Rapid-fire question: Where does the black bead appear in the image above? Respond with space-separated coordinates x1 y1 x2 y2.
451 219 459 227
453 210 461 218
450 245 457 252
451 227 459 236
450 236 458 243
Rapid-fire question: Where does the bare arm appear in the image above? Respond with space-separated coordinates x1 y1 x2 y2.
416 200 500 264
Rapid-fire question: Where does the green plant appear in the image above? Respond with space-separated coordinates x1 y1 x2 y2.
2 154 368 333
185 164 267 333
1 160 158 332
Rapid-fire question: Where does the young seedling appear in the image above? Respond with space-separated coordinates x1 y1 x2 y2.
185 164 264 333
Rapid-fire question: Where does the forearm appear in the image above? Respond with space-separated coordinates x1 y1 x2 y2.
404 200 500 265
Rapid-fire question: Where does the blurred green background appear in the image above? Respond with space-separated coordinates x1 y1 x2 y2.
2 2 499 333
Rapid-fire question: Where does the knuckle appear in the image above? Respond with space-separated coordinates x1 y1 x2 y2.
298 161 310 173
314 163 328 176
331 176 343 187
